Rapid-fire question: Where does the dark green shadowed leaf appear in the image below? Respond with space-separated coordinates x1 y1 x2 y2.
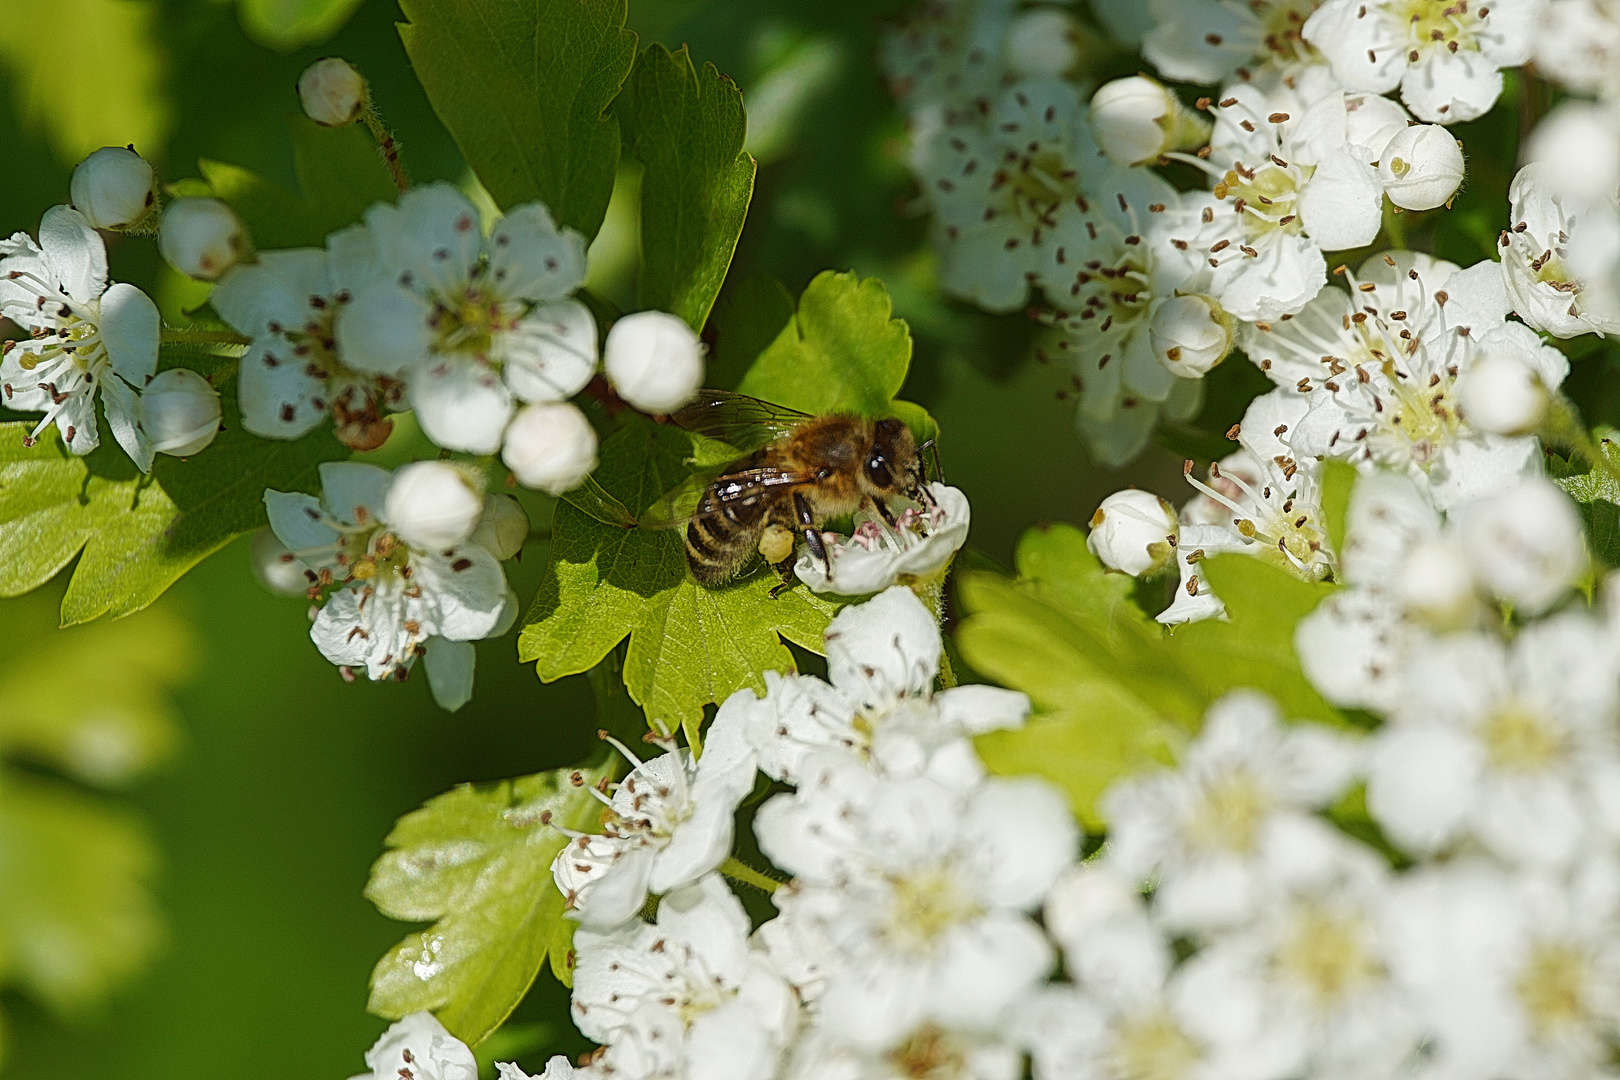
615 44 755 330
397 0 637 239
364 764 610 1046
1552 432 1620 566
707 273 795 390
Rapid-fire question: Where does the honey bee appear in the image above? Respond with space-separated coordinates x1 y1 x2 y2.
640 391 937 594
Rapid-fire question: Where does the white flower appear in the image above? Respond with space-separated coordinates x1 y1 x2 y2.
1303 0 1543 123
1088 489 1179 577
785 1017 1021 1080
1536 0 1620 95
1378 124 1465 211
1088 76 1209 167
717 585 1027 790
1524 99 1620 204
1003 6 1084 78
1240 250 1558 511
551 713 758 930
912 79 1098 312
1367 613 1620 866
1141 0 1328 86
502 401 599 494
139 368 219 458
1500 162 1620 338
879 0 1019 115
349 1012 477 1080
469 493 530 561
496 1057 592 1080
794 482 970 596
1456 348 1551 435
211 247 406 450
1451 476 1587 617
264 462 511 702
329 183 596 454
1150 293 1233 378
299 56 368 127
383 460 485 551
0 206 160 466
571 874 797 1080
756 765 1074 1050
1101 691 1360 934
603 310 704 414
1158 522 1240 626
159 196 247 281
251 527 312 596
69 146 156 231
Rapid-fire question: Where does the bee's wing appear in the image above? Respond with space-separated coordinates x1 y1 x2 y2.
637 464 818 530
671 390 812 451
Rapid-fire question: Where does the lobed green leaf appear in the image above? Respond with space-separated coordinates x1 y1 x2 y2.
1552 432 1620 567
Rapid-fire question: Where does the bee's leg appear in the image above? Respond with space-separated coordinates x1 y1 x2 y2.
768 557 798 598
794 492 831 576
869 496 898 529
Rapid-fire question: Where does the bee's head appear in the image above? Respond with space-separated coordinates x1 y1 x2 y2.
864 417 918 494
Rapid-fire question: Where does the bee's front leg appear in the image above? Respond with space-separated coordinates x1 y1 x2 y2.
794 492 831 576
868 495 898 529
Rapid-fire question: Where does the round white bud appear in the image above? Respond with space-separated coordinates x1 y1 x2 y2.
1455 477 1587 616
139 368 220 458
1457 351 1548 436
470 493 530 560
503 402 599 494
297 57 368 128
1087 489 1179 576
1149 294 1232 377
385 460 485 551
158 197 248 281
1088 76 1208 167
251 528 312 596
1395 536 1478 629
70 146 156 231
603 310 705 414
1343 93 1411 161
1004 8 1079 78
1379 125 1465 211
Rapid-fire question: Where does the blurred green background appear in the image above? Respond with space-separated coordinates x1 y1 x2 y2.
0 0 1186 1074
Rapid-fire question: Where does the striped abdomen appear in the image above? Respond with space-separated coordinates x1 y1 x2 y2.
685 498 767 584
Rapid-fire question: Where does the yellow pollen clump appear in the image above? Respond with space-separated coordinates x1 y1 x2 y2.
887 869 979 951
1276 903 1382 1006
1482 703 1565 771
1110 1010 1201 1080
1186 770 1272 853
1517 942 1591 1036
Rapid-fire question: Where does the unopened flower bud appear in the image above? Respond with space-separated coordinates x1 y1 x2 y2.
1457 352 1548 436
297 57 368 128
1150 294 1232 377
603 310 704 414
139 368 220 457
1088 76 1208 167
70 146 156 231
1455 477 1586 616
251 527 311 596
470 493 530 560
1344 93 1412 160
158 197 248 281
1395 536 1477 628
503 402 599 494
1003 8 1080 78
385 460 484 551
1379 125 1465 211
1087 489 1178 576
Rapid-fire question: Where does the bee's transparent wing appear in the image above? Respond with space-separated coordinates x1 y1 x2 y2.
637 464 816 530
671 390 812 451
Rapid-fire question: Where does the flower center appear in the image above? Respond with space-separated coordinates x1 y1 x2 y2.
1213 163 1309 243
1276 903 1382 1007
342 528 413 584
887 868 979 950
1259 0 1323 62
995 146 1079 227
1482 702 1565 771
1516 941 1591 1036
1186 769 1272 853
1387 0 1488 56
1110 1010 1201 1080
1064 248 1155 335
890 1025 969 1080
429 285 522 360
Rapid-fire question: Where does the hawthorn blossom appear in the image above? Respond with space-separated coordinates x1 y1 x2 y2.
1535 0 1620 97
784 1017 1022 1080
350 1012 477 1080
212 249 405 450
879 0 1020 115
1499 163 1620 338
551 712 758 930
264 462 512 706
1303 0 1543 123
328 183 597 454
794 483 971 595
1140 0 1328 87
755 764 1076 1050
0 205 160 466
1101 691 1361 935
717 585 1027 789
1239 250 1560 510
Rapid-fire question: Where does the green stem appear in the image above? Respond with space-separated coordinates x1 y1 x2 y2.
1381 200 1408 251
363 108 410 193
720 857 782 895
161 327 250 347
938 649 958 690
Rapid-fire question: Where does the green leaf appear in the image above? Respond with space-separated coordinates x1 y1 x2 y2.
199 116 398 249
0 772 162 1015
0 363 346 623
615 44 755 330
708 273 796 390
233 0 364 49
0 0 171 166
738 271 913 416
1320 460 1357 556
364 764 611 1045
1552 430 1620 566
518 419 837 733
957 527 1347 826
397 0 637 239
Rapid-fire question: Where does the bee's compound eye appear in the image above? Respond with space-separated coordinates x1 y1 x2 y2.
865 455 893 489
